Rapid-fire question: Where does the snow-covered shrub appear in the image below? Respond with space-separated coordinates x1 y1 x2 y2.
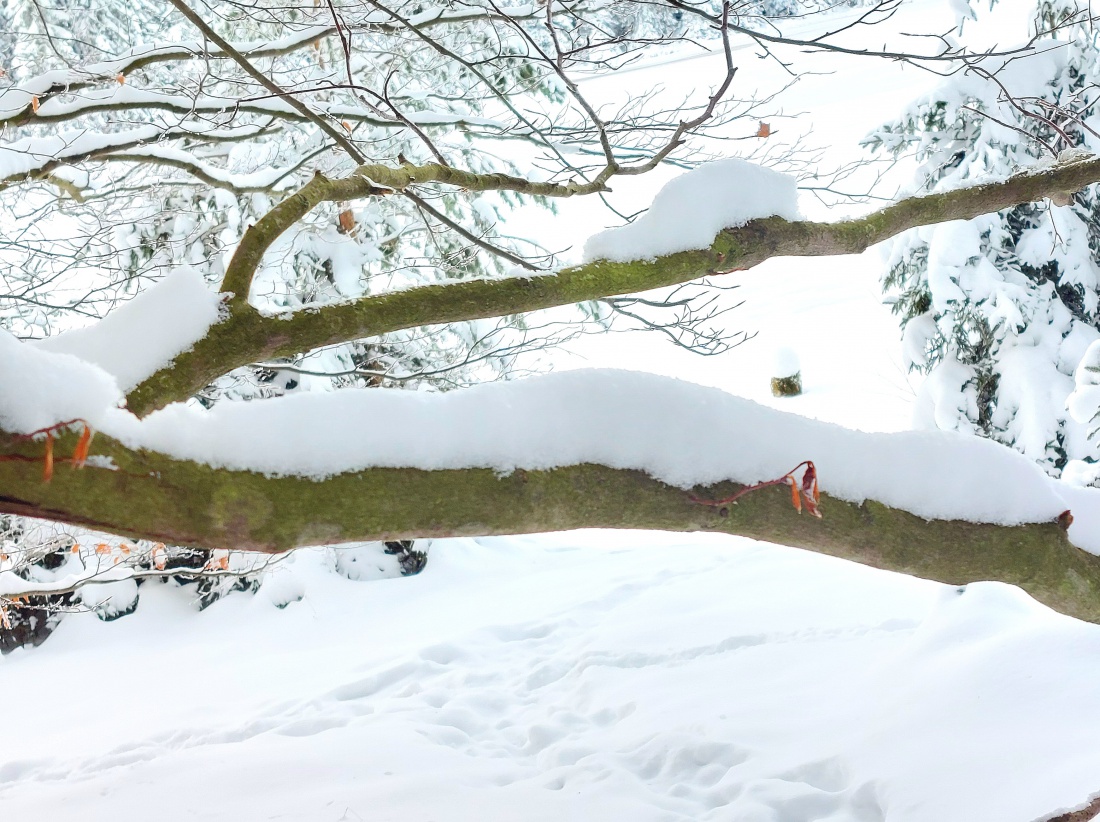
0 532 426 651
864 0 1100 479
0 517 72 652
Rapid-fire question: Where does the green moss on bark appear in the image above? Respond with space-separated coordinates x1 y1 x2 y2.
3 428 1099 622
771 374 802 397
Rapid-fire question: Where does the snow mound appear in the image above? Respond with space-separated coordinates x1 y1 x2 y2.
3 534 1100 821
582 158 801 263
0 330 121 434
35 267 223 391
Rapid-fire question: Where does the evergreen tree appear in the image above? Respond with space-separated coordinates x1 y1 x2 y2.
864 0 1100 481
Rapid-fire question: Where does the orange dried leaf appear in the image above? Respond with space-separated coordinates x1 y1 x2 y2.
43 435 53 482
755 121 771 138
801 462 817 500
117 73 125 85
341 119 353 134
338 209 356 234
789 477 801 513
71 544 81 554
72 424 93 468
95 543 110 554
799 462 822 515
30 95 39 113
804 495 823 518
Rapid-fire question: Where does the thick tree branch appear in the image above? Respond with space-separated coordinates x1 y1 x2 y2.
0 427 1095 622
128 151 1100 415
1040 792 1100 822
217 161 611 300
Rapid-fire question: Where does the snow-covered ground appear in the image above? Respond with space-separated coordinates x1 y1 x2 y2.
7 1 1100 820
5 536 1100 821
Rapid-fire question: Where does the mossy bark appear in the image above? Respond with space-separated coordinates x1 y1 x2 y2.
771 373 802 397
2 428 1099 623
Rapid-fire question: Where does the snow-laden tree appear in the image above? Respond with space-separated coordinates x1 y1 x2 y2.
5 0 1100 632
0 0 574 389
0 0 830 639
864 0 1100 484
0 0 595 635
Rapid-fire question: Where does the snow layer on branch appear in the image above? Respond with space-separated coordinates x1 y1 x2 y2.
35 268 222 391
582 159 801 263
110 369 1069 528
0 126 163 178
0 330 120 433
10 85 503 130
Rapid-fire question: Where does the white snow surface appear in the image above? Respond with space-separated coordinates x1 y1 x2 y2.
772 346 801 378
582 159 801 263
0 330 120 433
5 535 1100 822
34 267 222 391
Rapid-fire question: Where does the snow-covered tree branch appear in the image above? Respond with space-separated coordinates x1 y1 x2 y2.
8 169 1100 619
12 2 1100 816
128 151 1100 415
2 416 1098 620
6 0 1100 630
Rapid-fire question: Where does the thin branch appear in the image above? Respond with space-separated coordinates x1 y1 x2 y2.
404 189 537 271
165 0 367 163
